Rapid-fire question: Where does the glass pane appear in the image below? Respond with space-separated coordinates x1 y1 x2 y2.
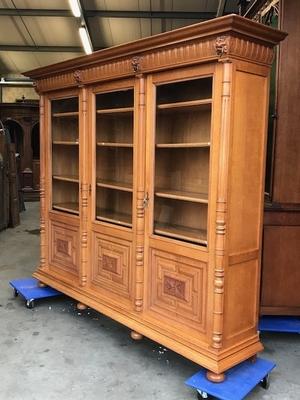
154 77 212 246
51 96 79 215
95 88 134 228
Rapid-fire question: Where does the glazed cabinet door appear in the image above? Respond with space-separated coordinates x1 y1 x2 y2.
45 90 81 283
143 66 217 342
89 79 140 310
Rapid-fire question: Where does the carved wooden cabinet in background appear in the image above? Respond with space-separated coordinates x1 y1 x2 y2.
260 0 300 316
0 102 40 201
25 15 286 381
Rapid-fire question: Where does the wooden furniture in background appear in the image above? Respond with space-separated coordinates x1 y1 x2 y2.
25 15 286 381
0 101 40 201
260 0 300 316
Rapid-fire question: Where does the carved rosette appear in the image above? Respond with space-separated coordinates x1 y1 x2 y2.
135 75 146 311
211 61 232 350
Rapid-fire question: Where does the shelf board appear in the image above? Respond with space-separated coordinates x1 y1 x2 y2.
53 202 79 215
155 189 208 204
157 99 212 111
53 175 79 183
96 209 132 228
97 142 133 148
96 179 133 192
52 111 78 117
96 107 133 115
53 140 79 145
154 222 207 245
156 142 210 148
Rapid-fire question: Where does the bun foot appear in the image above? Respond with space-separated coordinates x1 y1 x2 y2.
77 302 87 310
130 331 143 341
249 354 257 363
38 281 47 288
206 371 225 383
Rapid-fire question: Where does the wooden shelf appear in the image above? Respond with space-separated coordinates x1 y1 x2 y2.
96 209 132 228
154 222 207 245
96 107 133 115
52 111 78 117
97 142 133 148
155 189 208 204
96 179 132 192
53 140 79 145
156 142 210 148
157 99 212 111
53 175 79 183
53 202 79 215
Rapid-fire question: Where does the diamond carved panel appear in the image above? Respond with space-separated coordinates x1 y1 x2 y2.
92 233 131 299
149 249 206 331
50 221 79 276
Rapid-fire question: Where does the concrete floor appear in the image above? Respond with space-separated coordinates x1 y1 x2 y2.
0 202 299 400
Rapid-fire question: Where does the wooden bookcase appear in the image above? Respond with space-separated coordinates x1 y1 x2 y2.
25 15 286 381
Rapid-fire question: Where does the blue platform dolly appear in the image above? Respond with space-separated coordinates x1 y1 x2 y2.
9 277 62 309
259 316 300 333
185 357 275 400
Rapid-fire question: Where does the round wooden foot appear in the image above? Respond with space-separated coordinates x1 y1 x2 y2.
206 371 225 383
76 302 87 310
130 331 143 341
249 354 257 363
38 281 47 288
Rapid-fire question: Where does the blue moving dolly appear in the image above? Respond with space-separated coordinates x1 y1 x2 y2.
259 316 300 333
185 357 275 400
9 277 62 309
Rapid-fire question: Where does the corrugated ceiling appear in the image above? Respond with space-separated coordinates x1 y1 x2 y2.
0 0 239 77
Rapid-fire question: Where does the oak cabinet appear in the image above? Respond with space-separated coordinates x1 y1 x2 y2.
25 15 286 381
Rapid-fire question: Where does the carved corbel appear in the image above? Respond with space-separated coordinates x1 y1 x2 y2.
215 36 229 57
32 80 40 94
74 69 83 86
131 56 141 73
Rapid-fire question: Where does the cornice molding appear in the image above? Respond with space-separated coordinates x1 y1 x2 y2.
26 14 287 93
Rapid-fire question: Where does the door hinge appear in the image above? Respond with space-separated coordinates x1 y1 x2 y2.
143 192 150 209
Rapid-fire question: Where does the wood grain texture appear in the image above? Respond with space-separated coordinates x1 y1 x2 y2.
29 17 285 379
260 1 300 316
273 0 300 204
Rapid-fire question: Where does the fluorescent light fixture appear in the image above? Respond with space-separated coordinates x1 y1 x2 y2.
0 77 33 86
68 0 81 18
79 26 93 54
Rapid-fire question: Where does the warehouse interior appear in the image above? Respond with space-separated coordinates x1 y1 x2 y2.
0 1 299 400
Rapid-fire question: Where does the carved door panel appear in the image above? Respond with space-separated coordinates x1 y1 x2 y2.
146 248 207 335
90 232 133 307
49 219 80 279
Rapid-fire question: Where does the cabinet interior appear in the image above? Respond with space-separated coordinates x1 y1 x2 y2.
51 96 79 215
95 88 134 228
153 77 212 245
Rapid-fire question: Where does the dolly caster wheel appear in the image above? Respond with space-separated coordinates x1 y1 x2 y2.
13 288 18 298
260 374 270 390
197 389 214 399
25 299 34 309
130 331 143 340
76 302 87 310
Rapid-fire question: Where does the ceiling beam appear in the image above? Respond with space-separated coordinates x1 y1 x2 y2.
0 45 84 52
216 0 228 17
78 1 94 51
0 8 72 17
0 8 217 19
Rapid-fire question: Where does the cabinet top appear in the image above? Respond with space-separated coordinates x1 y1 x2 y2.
24 14 287 90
